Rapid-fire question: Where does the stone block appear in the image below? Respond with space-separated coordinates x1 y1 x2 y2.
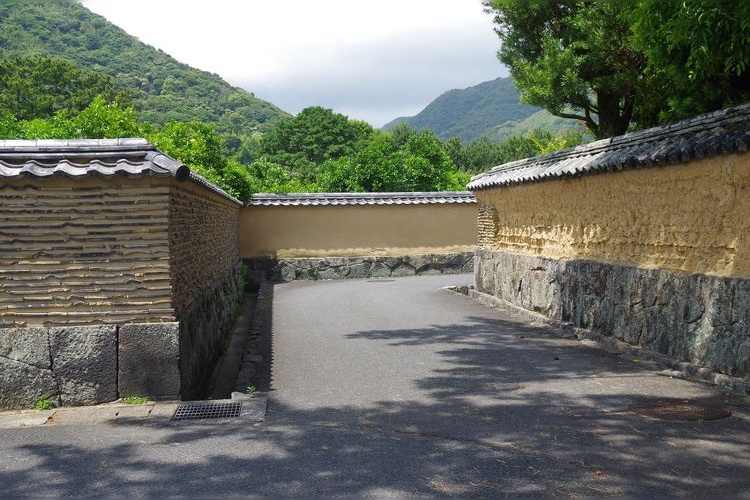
347 260 372 279
118 322 180 398
370 261 392 278
318 265 346 280
476 248 750 378
0 327 50 369
407 255 431 272
0 356 58 410
49 325 117 406
390 264 416 277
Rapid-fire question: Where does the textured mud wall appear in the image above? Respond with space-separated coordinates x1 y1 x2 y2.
169 181 241 317
0 176 243 407
0 177 174 328
473 154 750 379
169 181 242 399
474 154 750 278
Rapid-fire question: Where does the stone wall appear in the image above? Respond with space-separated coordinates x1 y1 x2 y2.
246 253 474 284
178 262 243 400
0 325 117 409
474 249 750 378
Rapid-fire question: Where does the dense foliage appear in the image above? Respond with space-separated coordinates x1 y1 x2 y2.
444 128 586 174
317 126 469 192
1 101 494 199
628 1 750 123
0 55 128 120
483 1 750 138
258 106 374 183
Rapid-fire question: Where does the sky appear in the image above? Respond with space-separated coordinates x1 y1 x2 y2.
81 0 508 127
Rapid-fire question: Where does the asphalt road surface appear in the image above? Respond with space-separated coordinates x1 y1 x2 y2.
1 274 749 497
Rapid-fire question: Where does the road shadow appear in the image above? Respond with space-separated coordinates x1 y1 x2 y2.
3 309 749 497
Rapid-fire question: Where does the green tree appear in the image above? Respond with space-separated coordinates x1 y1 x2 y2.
0 95 142 139
317 128 468 192
246 158 315 194
445 129 585 174
484 2 649 138
148 121 227 174
628 1 750 122
0 56 127 120
259 106 374 182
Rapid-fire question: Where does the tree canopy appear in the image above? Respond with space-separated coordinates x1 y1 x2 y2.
483 1 750 138
317 127 469 192
628 1 750 122
258 106 374 182
484 2 645 139
0 56 128 120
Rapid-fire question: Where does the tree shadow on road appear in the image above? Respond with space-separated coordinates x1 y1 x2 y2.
2 303 750 497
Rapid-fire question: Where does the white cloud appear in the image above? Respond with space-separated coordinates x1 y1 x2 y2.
82 0 507 126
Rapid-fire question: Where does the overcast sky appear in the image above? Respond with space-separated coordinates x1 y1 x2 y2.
81 0 508 127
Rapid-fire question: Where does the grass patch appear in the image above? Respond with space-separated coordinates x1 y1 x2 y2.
34 396 56 411
121 396 148 405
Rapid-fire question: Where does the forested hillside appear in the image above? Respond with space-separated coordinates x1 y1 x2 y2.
0 2 588 198
382 77 575 141
0 2 289 136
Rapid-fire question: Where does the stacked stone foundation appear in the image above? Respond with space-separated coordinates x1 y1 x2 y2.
474 249 750 379
0 261 243 410
245 252 474 284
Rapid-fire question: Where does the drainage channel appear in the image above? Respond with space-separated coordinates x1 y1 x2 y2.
171 395 267 423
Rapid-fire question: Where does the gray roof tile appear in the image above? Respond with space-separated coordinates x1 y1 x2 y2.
249 191 476 207
0 138 240 205
468 102 750 191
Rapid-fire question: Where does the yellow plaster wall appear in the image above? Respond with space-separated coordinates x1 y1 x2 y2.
240 203 478 258
474 153 750 278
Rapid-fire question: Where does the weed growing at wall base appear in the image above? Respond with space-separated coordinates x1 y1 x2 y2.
121 396 148 405
34 396 55 411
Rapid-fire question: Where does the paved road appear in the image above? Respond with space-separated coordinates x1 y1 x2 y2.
1 274 749 497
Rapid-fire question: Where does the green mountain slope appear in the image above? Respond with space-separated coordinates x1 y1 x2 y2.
382 77 580 142
0 1 289 134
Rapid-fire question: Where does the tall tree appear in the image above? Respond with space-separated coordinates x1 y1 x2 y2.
628 1 750 122
259 106 374 182
483 2 650 139
316 128 468 192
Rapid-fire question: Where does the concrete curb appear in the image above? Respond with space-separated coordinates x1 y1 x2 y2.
0 394 267 429
0 400 180 429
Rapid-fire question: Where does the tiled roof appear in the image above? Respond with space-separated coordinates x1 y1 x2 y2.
0 138 241 204
468 102 750 191
249 191 476 206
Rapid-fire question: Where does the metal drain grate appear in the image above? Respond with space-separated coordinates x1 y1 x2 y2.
628 399 732 421
172 402 242 421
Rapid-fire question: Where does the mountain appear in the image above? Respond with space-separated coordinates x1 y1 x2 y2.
382 77 578 142
0 2 289 135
